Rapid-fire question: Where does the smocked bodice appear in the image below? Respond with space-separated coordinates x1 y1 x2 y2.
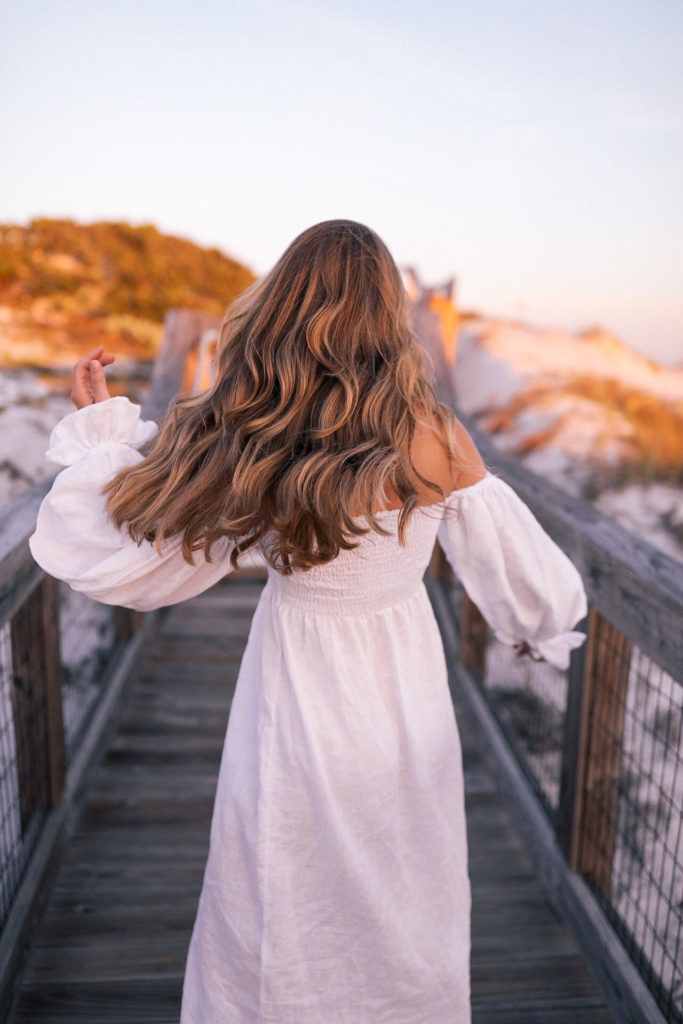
265 509 441 616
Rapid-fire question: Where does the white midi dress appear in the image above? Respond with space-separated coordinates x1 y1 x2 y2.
30 398 587 1024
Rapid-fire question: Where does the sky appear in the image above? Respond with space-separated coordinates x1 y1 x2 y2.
1 0 682 365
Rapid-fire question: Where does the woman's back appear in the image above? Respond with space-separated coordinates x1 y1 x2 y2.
29 219 587 1024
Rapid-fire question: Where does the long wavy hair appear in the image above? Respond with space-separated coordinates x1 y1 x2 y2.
105 219 458 573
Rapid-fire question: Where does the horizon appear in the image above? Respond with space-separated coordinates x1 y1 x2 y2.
2 1 682 366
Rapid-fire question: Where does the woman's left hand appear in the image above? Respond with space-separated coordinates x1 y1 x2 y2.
71 347 116 409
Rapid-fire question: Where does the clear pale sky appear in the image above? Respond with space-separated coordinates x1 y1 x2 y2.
2 0 682 364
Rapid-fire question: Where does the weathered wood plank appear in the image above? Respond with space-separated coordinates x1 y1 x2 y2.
471 953 605 999
472 1001 615 1023
9 979 184 1024
22 940 190 985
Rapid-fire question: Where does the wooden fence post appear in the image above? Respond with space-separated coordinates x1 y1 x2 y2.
429 539 452 586
428 543 487 680
459 590 488 681
114 607 143 641
144 309 221 422
10 577 66 828
557 607 631 892
556 615 588 859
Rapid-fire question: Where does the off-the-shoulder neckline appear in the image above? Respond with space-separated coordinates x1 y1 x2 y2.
359 472 496 519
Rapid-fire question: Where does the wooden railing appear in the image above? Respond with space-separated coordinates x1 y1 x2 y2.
430 361 683 1024
0 309 219 1015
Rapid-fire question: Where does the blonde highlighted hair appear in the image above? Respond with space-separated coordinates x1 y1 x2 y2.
105 220 459 573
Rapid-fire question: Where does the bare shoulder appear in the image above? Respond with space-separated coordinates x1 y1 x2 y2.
410 408 486 497
449 414 487 488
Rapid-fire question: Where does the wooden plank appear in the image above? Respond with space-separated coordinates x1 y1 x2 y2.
470 953 604 999
26 900 197 946
22 939 190 985
471 1001 615 1023
9 979 184 1024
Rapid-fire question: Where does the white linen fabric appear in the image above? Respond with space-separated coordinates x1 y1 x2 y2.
29 398 587 1024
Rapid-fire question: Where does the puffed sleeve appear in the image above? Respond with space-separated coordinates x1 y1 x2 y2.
29 397 241 611
437 473 587 669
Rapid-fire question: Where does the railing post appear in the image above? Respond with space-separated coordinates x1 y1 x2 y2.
10 577 66 828
428 540 452 585
114 606 143 641
556 614 588 859
557 607 631 892
144 309 221 422
428 543 487 680
459 590 487 681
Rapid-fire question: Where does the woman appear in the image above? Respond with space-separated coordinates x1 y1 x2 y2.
30 220 587 1023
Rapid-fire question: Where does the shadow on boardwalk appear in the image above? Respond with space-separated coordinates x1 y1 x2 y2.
9 577 613 1023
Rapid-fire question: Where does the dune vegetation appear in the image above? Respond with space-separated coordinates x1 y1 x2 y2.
0 219 255 365
484 375 683 488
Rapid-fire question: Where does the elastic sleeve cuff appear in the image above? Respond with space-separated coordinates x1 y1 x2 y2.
46 397 158 466
494 629 587 671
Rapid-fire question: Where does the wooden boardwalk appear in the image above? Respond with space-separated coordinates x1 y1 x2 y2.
9 577 613 1023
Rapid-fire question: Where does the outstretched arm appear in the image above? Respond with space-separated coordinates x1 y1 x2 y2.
29 351 238 611
438 474 587 669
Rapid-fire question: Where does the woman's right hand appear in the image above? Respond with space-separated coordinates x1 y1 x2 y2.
71 347 116 409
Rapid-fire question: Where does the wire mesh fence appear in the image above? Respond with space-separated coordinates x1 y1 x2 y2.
445 570 683 1024
482 632 568 818
59 585 118 758
592 644 683 1024
0 622 46 927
